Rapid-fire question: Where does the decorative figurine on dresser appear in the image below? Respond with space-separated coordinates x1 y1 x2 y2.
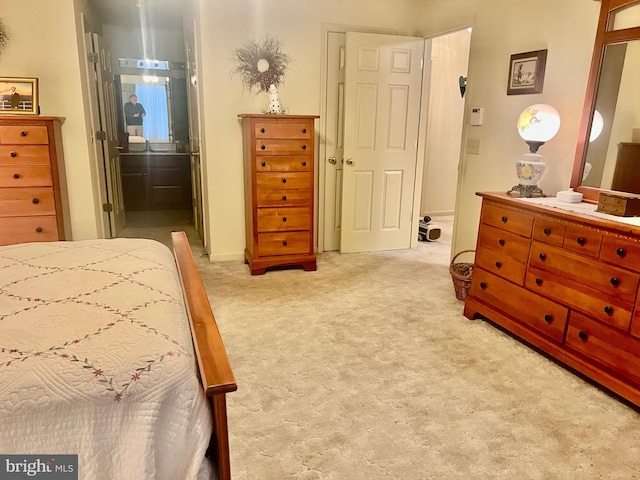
239 114 319 275
0 116 70 245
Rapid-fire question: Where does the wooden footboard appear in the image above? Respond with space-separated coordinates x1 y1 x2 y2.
171 232 237 480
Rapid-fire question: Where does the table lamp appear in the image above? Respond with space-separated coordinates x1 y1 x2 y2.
507 104 561 197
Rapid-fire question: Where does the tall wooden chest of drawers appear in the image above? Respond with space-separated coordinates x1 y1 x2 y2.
0 116 70 245
464 192 640 406
239 114 319 275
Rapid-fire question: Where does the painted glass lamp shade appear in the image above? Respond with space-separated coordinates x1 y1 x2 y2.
507 104 561 198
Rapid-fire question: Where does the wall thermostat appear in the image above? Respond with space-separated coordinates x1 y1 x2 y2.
470 106 484 126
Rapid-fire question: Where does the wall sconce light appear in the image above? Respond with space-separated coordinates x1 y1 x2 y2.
507 103 561 198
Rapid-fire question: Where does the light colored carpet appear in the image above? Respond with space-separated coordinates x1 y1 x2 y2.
126 216 640 479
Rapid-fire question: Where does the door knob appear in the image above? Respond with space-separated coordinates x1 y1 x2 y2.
346 158 354 166
328 156 337 165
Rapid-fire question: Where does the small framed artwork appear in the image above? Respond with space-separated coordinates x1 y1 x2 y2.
0 77 39 115
507 50 547 95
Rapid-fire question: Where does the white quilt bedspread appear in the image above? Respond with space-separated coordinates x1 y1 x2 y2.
0 239 213 479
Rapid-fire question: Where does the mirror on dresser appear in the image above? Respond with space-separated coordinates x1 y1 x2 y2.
571 0 640 201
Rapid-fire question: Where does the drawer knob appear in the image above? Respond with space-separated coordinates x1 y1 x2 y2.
302 145 307 150
10 151 17 157
501 216 508 223
13 173 20 179
610 277 620 286
261 144 266 150
282 217 287 222
302 161 307 166
539 252 546 260
577 237 586 245
616 247 626 257
21 131 27 137
302 128 307 133
282 240 288 246
35 227 43 233
479 281 487 289
578 331 588 341
543 227 551 236
604 305 614 315
282 195 287 201
282 178 287 183
261 161 266 167
544 314 553 323
535 278 543 286
495 261 501 268
260 128 265 133
498 239 505 246
32 198 40 204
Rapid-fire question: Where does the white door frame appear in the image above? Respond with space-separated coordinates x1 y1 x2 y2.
318 24 432 253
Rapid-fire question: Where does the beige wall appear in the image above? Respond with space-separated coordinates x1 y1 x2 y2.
450 0 601 256
1 0 99 240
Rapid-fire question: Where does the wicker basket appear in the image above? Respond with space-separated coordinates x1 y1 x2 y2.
450 250 475 301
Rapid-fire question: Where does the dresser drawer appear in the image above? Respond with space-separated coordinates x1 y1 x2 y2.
256 172 311 190
526 265 633 331
600 234 640 272
254 139 312 155
256 156 311 172
563 225 602 258
532 216 565 246
0 145 51 165
0 125 49 145
254 122 311 139
481 202 533 237
257 207 311 232
0 215 59 245
258 231 311 256
529 241 639 303
566 311 640 387
475 245 527 285
0 166 53 187
257 190 311 207
0 187 55 216
477 223 531 259
471 268 568 342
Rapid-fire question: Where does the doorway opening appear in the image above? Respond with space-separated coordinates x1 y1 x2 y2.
81 1 204 250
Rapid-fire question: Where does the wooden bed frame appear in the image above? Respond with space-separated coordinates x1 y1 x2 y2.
171 232 237 480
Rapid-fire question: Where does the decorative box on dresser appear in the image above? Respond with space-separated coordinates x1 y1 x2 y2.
239 114 319 275
464 192 640 406
0 116 70 246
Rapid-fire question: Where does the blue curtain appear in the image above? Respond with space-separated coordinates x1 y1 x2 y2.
135 84 169 141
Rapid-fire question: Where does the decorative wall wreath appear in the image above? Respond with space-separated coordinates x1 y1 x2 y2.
231 36 290 94
0 20 9 56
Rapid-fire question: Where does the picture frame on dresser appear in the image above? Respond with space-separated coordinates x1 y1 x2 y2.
0 77 39 115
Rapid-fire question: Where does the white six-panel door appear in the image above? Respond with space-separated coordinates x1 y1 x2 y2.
340 32 424 253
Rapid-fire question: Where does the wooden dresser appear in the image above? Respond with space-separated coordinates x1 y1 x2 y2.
0 116 69 245
465 192 640 406
611 142 640 194
239 114 319 275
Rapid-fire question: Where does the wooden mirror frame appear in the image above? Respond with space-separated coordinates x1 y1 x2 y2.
571 0 640 202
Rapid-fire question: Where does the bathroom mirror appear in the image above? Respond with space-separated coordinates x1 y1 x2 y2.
115 59 189 153
571 0 640 201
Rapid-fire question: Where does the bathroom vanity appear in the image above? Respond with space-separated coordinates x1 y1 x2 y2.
120 152 192 211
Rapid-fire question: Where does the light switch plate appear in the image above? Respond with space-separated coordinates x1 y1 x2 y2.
467 138 480 155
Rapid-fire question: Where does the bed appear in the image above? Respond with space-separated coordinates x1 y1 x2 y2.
0 232 236 480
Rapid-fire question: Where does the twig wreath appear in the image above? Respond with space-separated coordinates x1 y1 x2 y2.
0 20 9 57
231 36 290 94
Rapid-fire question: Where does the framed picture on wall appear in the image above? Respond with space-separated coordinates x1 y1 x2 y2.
507 50 547 95
0 77 39 114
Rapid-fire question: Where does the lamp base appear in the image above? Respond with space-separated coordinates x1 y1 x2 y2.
507 184 546 198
